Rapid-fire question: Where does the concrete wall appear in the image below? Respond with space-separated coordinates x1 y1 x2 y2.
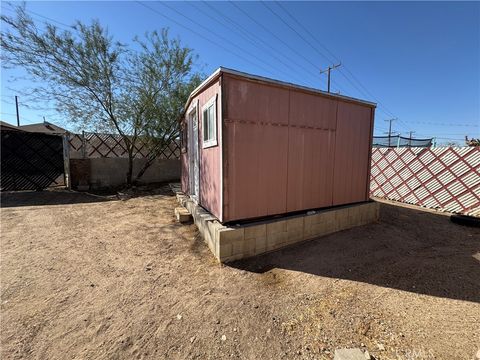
70 158 180 189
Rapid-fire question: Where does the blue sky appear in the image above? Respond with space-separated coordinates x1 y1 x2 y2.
1 1 479 144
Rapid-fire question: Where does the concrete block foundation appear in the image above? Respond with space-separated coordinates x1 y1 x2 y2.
174 207 192 223
177 193 379 263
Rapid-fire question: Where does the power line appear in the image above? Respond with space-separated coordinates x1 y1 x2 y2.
271 1 403 123
197 1 319 87
187 2 310 86
228 2 327 79
401 120 479 127
140 1 278 79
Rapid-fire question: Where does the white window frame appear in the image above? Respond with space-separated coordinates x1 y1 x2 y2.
201 95 218 148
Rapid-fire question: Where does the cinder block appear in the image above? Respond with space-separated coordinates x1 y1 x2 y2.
321 210 336 224
175 207 192 223
218 227 244 245
286 217 303 243
335 208 350 231
287 228 304 243
304 224 314 240
267 231 288 250
204 220 220 253
324 220 336 234
243 238 256 256
311 222 328 237
255 236 267 254
219 242 233 258
245 223 266 240
348 206 362 226
222 253 246 263
305 212 324 225
176 194 187 206
266 220 287 235
232 240 244 256
286 216 303 230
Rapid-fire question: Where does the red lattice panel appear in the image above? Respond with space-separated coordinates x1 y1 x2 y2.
68 132 180 160
370 147 480 217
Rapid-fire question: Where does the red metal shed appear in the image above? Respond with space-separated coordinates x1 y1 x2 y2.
181 68 376 223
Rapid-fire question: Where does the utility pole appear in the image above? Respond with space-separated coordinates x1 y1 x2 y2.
384 118 397 147
320 63 341 93
408 131 415 147
15 96 20 127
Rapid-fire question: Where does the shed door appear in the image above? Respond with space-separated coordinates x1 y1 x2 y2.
188 106 200 202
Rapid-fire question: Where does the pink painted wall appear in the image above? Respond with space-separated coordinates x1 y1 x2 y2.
287 91 337 212
181 78 223 220
222 75 374 222
333 102 374 205
222 75 290 221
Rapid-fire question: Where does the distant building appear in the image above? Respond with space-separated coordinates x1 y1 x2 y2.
0 121 21 131
18 121 67 135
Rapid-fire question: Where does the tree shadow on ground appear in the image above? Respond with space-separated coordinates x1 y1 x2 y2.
0 189 114 207
1 182 178 208
229 203 480 303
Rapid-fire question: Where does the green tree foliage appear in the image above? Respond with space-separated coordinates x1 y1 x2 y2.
1 4 202 185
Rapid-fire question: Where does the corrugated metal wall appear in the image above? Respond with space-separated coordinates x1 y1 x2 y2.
223 75 374 222
333 102 373 205
223 77 290 221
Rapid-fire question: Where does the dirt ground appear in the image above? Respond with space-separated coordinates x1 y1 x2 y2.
1 187 479 360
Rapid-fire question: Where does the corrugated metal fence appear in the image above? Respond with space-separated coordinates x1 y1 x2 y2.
370 147 480 217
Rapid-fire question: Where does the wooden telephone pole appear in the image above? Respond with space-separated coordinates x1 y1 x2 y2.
384 118 397 147
408 131 415 147
320 63 341 93
15 96 20 126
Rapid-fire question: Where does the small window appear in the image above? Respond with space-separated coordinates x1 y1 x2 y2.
202 96 217 148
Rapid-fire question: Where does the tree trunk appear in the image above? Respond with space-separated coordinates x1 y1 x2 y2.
134 156 155 183
126 147 134 186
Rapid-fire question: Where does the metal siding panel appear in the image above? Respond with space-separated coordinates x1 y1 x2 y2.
226 121 288 221
224 77 289 222
287 128 336 212
225 76 289 125
223 76 373 222
333 102 372 205
287 92 337 212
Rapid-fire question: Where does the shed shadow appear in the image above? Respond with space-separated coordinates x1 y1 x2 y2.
229 203 480 303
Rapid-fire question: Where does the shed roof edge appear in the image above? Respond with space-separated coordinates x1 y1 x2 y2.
183 67 377 116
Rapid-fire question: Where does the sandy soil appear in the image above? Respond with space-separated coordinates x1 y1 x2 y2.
1 187 479 360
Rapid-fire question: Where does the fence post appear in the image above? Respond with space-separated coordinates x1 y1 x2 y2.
397 135 401 148
81 130 87 159
62 134 71 190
